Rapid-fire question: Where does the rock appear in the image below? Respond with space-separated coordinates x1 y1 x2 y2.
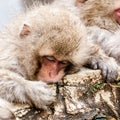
13 68 120 120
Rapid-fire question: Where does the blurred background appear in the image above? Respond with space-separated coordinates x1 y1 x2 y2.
0 0 23 29
0 0 53 29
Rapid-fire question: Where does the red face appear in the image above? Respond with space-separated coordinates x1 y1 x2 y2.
114 8 120 24
36 56 69 83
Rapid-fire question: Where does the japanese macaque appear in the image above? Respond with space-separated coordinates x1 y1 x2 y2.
76 0 120 32
75 0 120 64
86 26 120 64
0 3 118 119
0 4 90 119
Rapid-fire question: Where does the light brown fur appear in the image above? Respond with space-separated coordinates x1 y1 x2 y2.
51 0 119 80
0 3 118 119
0 4 91 118
76 0 120 32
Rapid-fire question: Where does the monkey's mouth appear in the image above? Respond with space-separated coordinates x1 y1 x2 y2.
37 70 65 83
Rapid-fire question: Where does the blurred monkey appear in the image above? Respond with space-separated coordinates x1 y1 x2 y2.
76 0 120 32
22 0 54 8
75 0 120 64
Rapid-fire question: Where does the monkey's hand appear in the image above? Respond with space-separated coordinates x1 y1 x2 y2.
89 57 118 83
24 80 55 109
0 69 54 109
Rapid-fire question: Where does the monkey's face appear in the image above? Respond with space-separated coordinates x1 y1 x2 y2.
34 30 86 83
35 42 81 83
18 8 88 83
36 56 71 83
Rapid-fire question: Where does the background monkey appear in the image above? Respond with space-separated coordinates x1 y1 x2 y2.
75 0 120 64
86 26 120 65
76 0 120 32
22 0 54 8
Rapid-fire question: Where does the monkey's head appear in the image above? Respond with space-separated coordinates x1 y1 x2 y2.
19 6 89 83
76 0 120 31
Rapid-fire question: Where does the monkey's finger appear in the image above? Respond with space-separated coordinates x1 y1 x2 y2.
106 69 118 83
101 68 108 81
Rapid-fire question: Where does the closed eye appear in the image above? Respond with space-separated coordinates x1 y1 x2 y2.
59 60 69 65
45 56 56 61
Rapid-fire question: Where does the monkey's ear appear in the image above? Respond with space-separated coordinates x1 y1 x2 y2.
19 24 31 39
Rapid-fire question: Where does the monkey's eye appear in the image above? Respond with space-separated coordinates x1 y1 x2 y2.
45 56 56 61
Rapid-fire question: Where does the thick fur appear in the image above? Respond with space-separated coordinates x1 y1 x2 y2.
0 3 119 119
76 0 120 78
0 98 16 120
51 0 119 81
76 0 120 65
22 0 54 8
0 4 93 118
77 0 120 32
23 0 120 33
51 0 79 15
87 26 120 65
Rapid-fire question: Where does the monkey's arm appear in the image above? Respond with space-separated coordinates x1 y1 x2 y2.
87 45 118 83
84 26 118 82
88 27 120 64
87 26 112 44
0 69 54 109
